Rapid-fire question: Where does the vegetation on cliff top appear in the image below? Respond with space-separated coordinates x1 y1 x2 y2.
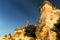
24 25 36 38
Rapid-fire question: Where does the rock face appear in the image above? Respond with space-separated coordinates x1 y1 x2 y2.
12 27 32 40
2 35 7 40
2 27 34 40
36 0 60 40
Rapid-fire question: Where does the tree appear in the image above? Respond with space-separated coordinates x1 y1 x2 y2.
24 25 36 38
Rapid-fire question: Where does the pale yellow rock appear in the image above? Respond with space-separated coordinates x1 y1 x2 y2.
2 35 7 40
36 0 60 40
12 27 34 40
26 20 29 27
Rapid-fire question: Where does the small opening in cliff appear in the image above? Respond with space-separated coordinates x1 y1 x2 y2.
54 17 60 40
50 18 53 20
54 18 60 31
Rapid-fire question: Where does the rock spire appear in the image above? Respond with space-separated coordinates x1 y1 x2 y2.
36 0 60 40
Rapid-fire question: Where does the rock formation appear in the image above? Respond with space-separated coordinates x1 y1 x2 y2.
36 0 60 40
2 26 34 40
26 20 29 27
2 0 60 40
2 35 7 40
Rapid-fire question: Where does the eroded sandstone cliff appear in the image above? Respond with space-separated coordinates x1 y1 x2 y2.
36 0 60 40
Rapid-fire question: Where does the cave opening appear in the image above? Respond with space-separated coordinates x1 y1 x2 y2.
54 17 60 40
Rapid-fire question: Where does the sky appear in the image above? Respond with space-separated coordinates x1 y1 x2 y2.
0 0 60 38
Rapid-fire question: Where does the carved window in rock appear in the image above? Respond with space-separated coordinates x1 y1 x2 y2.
50 18 53 20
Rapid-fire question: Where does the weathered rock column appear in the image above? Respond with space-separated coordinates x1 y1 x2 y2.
35 0 59 40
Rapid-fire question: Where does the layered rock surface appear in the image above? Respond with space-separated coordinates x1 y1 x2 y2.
36 0 60 40
2 27 34 40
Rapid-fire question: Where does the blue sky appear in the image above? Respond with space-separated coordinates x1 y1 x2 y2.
0 0 60 37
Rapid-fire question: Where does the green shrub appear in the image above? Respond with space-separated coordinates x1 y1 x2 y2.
24 25 36 38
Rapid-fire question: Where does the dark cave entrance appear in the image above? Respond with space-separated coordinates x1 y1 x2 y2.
54 18 60 40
